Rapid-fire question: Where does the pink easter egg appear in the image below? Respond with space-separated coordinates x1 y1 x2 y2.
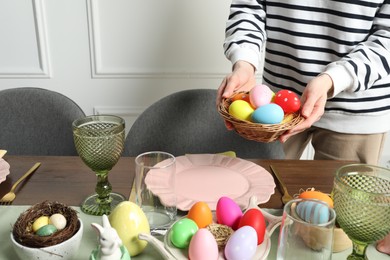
189 229 219 260
249 84 275 108
216 196 243 230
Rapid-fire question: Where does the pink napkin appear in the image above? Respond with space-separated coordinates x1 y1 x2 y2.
0 158 10 183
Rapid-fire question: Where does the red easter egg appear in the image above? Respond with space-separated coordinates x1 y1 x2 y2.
273 90 301 113
238 208 266 244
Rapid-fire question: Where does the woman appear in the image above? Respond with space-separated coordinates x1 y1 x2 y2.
217 0 390 254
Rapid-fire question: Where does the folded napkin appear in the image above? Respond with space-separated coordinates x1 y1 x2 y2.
0 158 10 184
217 151 236 157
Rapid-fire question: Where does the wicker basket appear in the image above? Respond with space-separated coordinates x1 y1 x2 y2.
218 94 304 143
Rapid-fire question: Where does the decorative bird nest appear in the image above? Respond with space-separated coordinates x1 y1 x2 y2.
12 201 80 248
218 93 304 142
206 223 234 248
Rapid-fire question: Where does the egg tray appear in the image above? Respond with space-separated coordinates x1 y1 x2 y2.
218 93 304 143
12 201 80 248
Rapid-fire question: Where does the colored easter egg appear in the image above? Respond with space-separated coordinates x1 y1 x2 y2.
49 213 67 230
32 216 49 232
36 224 58 237
170 218 198 249
229 100 254 121
224 226 258 260
231 92 251 103
238 208 266 244
299 189 334 208
109 201 150 256
187 201 213 228
189 229 219 260
251 103 284 124
216 196 243 230
249 84 275 108
296 200 330 224
273 90 301 113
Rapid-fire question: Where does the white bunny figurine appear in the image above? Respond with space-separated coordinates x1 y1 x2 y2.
91 214 123 260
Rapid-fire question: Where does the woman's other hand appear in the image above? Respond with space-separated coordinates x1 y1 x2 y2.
280 73 334 142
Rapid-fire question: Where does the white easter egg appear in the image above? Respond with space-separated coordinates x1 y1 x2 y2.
224 226 258 260
49 213 67 230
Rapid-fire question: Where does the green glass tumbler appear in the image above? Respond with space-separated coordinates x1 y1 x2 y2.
73 115 126 216
332 164 390 260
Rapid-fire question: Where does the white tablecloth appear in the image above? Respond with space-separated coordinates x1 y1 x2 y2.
1 206 388 260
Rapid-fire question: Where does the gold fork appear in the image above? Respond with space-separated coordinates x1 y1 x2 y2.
269 165 294 205
0 162 41 205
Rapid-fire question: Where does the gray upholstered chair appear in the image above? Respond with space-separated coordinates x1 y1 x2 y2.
124 89 285 159
0 87 86 156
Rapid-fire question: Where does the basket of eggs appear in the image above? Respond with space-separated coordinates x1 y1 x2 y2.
218 84 304 142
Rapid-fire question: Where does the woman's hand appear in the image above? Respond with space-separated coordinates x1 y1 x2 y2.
279 74 334 142
217 61 256 104
217 61 256 130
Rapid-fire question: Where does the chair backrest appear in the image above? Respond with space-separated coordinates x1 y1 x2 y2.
124 89 285 159
0 87 86 156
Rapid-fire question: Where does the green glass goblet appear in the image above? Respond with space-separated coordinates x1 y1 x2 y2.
332 164 390 260
72 115 126 216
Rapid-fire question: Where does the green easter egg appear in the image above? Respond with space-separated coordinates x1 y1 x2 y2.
36 224 58 236
170 218 198 249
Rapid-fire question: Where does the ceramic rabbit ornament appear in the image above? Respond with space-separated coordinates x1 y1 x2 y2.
91 214 124 260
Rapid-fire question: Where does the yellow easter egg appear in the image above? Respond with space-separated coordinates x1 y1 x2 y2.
281 113 294 124
229 100 254 121
32 216 49 232
109 201 150 257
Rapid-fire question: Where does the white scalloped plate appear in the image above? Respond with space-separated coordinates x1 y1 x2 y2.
163 223 272 260
145 154 275 211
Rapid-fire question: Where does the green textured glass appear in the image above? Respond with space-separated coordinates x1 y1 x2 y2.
73 115 125 216
332 164 390 260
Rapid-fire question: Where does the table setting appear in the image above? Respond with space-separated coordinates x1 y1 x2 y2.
1 115 390 259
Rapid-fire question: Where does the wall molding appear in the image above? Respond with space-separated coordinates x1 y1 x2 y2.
86 0 228 79
0 0 51 78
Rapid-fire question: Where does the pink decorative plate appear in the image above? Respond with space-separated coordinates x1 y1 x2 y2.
145 154 275 211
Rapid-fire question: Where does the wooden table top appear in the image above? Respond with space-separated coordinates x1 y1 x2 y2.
0 156 353 209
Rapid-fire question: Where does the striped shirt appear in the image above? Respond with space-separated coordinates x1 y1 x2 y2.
224 0 390 134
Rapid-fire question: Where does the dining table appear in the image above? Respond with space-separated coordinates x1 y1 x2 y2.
0 155 388 260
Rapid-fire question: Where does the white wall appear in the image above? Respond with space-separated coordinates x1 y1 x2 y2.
0 0 389 167
0 0 232 128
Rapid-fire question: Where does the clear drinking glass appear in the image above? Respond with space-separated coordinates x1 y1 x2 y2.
277 198 336 260
135 151 176 232
72 115 125 216
333 164 390 260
